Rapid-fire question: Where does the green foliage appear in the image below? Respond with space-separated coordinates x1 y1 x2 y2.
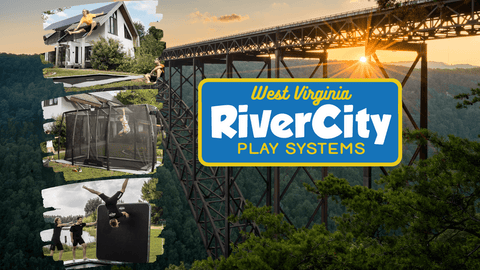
140 27 166 57
90 37 126 70
113 26 165 74
0 53 68 268
133 21 146 40
111 266 133 270
47 115 66 151
165 261 187 270
116 56 136 73
154 165 208 268
39 54 49 65
131 26 166 74
116 89 163 110
189 129 480 269
130 53 158 74
141 178 163 224
84 197 102 218
454 83 480 109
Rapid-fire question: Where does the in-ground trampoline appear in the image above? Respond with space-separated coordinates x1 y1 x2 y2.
51 74 144 88
60 104 160 172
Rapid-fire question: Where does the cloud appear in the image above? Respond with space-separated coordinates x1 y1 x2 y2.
189 10 249 24
56 11 68 17
129 0 162 17
42 14 55 30
271 3 290 8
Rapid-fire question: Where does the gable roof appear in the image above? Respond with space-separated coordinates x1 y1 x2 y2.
65 92 123 108
90 91 123 106
44 2 119 31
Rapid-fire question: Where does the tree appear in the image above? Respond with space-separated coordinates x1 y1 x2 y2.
90 37 126 70
48 115 66 151
187 128 480 269
130 26 166 74
84 197 103 218
454 83 480 109
138 26 166 58
133 21 146 40
370 0 428 25
140 178 163 224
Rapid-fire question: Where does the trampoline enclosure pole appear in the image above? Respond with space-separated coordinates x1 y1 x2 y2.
106 105 111 171
59 112 65 160
72 110 79 166
146 105 156 172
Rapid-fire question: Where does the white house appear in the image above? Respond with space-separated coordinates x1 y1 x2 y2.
43 2 139 68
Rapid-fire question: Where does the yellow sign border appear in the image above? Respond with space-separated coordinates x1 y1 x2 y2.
198 78 402 167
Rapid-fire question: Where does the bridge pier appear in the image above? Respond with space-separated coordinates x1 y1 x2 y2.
366 41 429 165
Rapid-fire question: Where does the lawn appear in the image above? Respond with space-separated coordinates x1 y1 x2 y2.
43 67 154 92
45 159 136 181
66 80 153 92
44 148 160 181
44 226 165 263
44 67 140 78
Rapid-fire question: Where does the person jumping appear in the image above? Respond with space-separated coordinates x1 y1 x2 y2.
117 108 131 136
70 216 97 261
67 9 105 37
145 58 165 84
82 179 130 228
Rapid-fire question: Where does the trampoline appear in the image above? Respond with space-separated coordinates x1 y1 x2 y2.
61 104 160 172
51 74 144 88
63 203 152 268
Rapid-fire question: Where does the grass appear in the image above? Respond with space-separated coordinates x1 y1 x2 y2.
44 226 165 263
65 80 153 92
149 227 165 263
44 148 159 181
45 160 135 181
45 242 98 261
43 67 153 93
44 67 141 78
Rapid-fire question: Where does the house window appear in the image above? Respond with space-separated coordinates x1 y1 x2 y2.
44 98 58 107
85 46 92 61
124 24 132 40
109 11 117 35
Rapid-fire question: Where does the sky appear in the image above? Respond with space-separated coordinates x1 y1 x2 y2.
0 0 479 64
42 178 150 217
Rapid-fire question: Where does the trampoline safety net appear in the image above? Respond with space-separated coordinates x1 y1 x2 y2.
64 104 159 172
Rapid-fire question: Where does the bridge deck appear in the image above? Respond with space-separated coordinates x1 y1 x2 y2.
162 0 479 61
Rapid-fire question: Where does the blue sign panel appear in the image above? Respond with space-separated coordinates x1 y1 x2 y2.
198 79 402 167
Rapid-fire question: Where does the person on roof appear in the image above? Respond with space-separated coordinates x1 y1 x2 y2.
67 9 105 37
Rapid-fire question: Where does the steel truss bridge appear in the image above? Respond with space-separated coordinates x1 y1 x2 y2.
157 0 480 259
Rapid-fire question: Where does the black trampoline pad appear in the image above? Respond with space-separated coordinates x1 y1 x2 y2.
96 203 151 263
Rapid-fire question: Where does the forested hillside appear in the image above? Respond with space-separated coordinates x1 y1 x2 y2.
158 59 480 268
1 53 479 269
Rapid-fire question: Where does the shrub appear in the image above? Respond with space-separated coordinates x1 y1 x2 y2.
90 37 126 70
132 53 156 74
117 56 135 73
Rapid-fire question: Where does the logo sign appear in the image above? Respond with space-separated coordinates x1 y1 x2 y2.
199 79 402 167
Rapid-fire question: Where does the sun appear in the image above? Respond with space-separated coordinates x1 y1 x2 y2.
359 56 367 63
